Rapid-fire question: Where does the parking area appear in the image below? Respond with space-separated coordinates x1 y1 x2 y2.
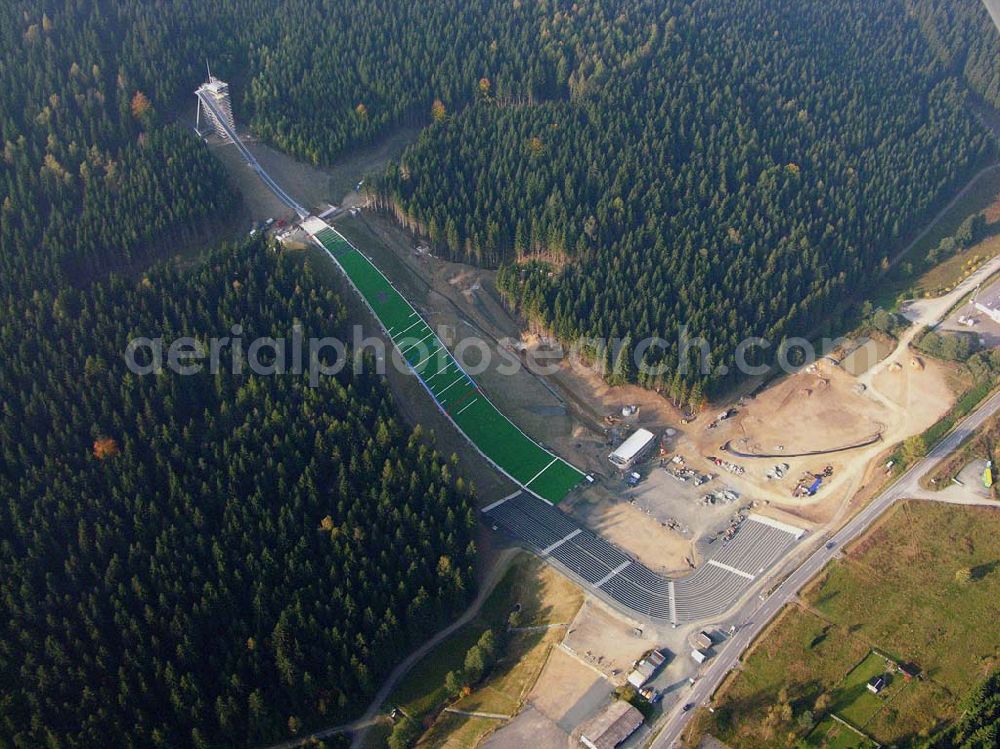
480 639 614 749
938 274 1000 348
593 455 757 561
561 600 657 680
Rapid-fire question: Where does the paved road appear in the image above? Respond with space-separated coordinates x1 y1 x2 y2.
650 386 1000 748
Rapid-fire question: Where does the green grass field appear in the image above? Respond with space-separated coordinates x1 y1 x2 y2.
808 503 1000 693
690 501 1000 749
804 716 877 749
832 653 896 728
309 223 584 503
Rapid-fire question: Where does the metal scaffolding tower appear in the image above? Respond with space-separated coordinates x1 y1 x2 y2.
195 65 235 141
194 65 307 218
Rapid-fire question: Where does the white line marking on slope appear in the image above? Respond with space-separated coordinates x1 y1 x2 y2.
401 331 434 354
455 398 478 416
414 346 443 369
394 318 423 338
481 491 522 513
747 514 806 539
595 561 631 588
425 362 453 382
543 529 581 554
708 559 756 580
436 375 468 398
423 361 462 388
525 457 559 487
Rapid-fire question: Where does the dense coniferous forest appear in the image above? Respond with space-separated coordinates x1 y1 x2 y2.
0 2 236 299
923 669 1000 748
378 0 997 396
0 243 477 747
4 0 1000 746
1 2 480 747
1 0 627 180
907 0 1000 108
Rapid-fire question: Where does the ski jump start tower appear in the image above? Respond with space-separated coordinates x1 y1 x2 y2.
195 64 235 141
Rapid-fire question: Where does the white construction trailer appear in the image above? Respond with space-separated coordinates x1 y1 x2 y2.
609 428 656 471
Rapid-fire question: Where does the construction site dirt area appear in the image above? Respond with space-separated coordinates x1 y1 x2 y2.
563 492 696 574
526 647 611 732
725 362 887 457
664 348 955 525
561 600 658 681
869 355 953 420
838 336 894 377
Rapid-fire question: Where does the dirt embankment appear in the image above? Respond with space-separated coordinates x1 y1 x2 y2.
333 208 962 540
680 350 954 527
208 114 987 543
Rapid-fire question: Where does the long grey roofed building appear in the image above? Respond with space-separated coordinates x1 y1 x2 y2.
580 700 645 749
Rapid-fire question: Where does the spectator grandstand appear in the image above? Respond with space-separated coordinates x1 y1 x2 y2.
484 492 803 624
